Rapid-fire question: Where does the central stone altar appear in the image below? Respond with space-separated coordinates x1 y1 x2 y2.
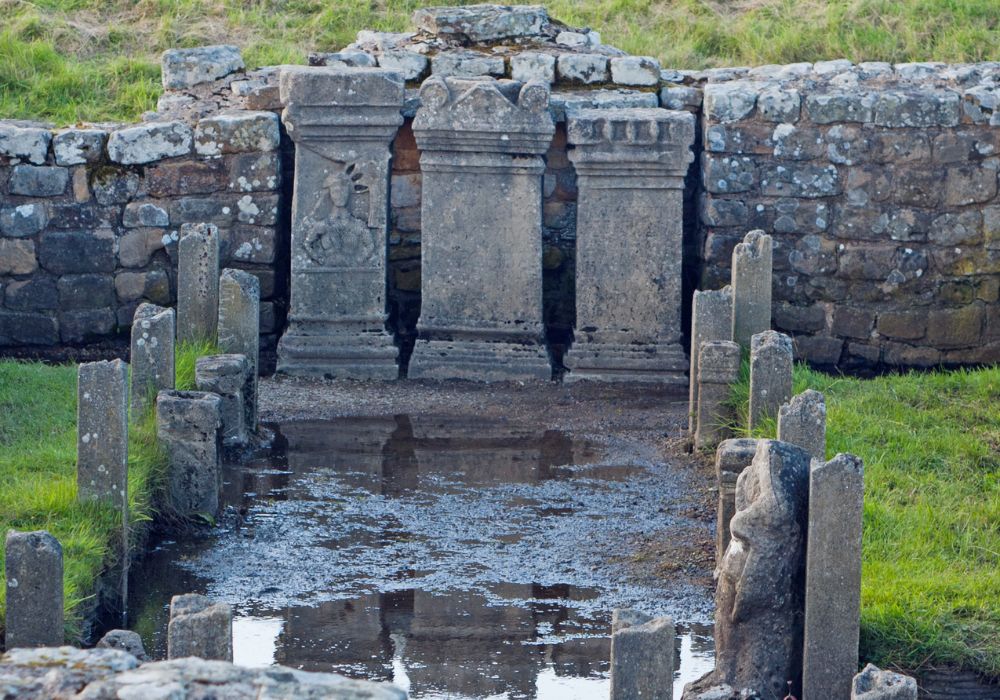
408 76 555 381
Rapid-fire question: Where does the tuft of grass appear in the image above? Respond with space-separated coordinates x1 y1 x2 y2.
729 364 1000 677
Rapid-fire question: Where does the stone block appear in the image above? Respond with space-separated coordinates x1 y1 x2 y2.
929 210 982 246
144 159 226 197
91 168 139 205
944 165 998 206
660 86 702 111
218 269 260 432
703 81 760 122
731 230 772 348
804 92 876 123
695 340 741 451
53 129 106 166
176 222 220 344
511 52 556 83
9 165 68 197
58 273 115 310
777 389 826 460
926 305 983 348
760 163 840 198
557 54 609 84
874 90 961 128
610 613 675 700
758 87 801 122
702 154 756 194
412 4 549 42
107 121 193 164
831 306 874 339
122 202 169 228
714 437 758 564
0 124 51 164
377 50 430 81
228 151 281 193
851 664 917 700
221 224 276 264
0 311 59 345
609 56 660 86
309 50 377 68
76 359 129 509
59 308 115 344
0 239 37 275
0 203 47 237
161 45 244 89
794 335 845 365
97 629 148 660
3 530 63 649
194 111 280 156
549 89 658 119
119 228 167 269
774 303 826 333
4 276 58 311
431 52 505 78
196 354 249 446
772 124 825 160
130 303 175 416
689 286 733 431
749 330 793 430
556 30 600 48
167 593 233 660
156 390 222 517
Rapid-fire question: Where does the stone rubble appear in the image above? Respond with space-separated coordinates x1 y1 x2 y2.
851 663 918 700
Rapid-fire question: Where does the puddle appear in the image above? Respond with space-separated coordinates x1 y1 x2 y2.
128 415 714 699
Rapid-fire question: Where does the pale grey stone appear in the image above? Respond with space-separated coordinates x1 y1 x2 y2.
814 58 854 75
412 4 548 42
354 30 414 52
409 76 554 381
660 86 702 111
77 359 129 509
98 630 148 661
511 52 556 83
196 354 248 446
556 30 599 48
689 287 733 432
563 108 694 383
550 89 658 120
377 50 429 80
610 613 675 700
851 664 917 700
218 269 260 431
761 162 840 198
0 124 50 164
431 51 505 78
963 85 1000 124
731 229 773 348
53 128 106 165
167 593 233 661
161 45 244 89
194 111 280 156
805 92 877 123
704 81 760 122
804 453 864 700
557 53 609 84
611 608 653 634
684 440 810 700
757 87 800 122
894 61 945 81
156 390 222 517
0 203 47 237
695 341 740 450
130 304 175 417
277 67 403 380
609 56 661 86
747 62 812 80
714 438 758 565
176 222 220 344
4 530 63 649
309 50 377 68
874 90 961 127
9 165 68 197
857 61 893 77
107 121 193 164
777 389 826 461
123 202 169 228
749 330 793 430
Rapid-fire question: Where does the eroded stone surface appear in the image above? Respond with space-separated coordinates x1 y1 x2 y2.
218 268 260 431
176 222 220 343
852 664 918 700
412 4 549 43
777 389 826 461
689 287 733 432
195 354 249 446
695 341 740 450
4 530 63 649
732 230 773 349
161 45 244 89
610 612 675 700
76 359 129 508
167 593 233 661
156 390 222 517
107 121 193 164
749 330 793 430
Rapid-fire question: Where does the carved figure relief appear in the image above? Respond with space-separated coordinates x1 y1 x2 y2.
300 160 379 266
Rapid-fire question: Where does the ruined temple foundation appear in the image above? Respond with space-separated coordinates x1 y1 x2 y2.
563 108 695 383
276 66 403 380
408 77 555 381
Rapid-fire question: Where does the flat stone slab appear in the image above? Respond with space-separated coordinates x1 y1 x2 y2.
412 4 549 42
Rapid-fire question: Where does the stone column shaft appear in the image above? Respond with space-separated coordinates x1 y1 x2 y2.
77 359 129 511
688 287 733 431
176 223 220 344
218 268 259 431
778 389 826 461
732 230 773 349
695 340 740 450
130 303 175 417
195 354 249 446
564 107 695 383
749 330 793 430
4 530 63 648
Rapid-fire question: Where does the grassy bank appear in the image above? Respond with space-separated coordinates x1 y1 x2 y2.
731 365 1000 677
0 342 212 643
2 0 999 124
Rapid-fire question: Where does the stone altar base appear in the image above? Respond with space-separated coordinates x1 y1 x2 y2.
563 339 687 383
408 337 551 381
278 323 399 380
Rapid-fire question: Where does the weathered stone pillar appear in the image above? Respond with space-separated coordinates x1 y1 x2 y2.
778 389 826 461
409 76 555 381
277 66 403 379
749 330 793 431
688 287 733 431
731 230 772 349
610 609 675 700
714 437 758 565
563 108 695 383
195 354 249 446
129 303 175 417
156 390 222 517
167 593 233 661
177 222 220 344
77 359 129 510
803 453 864 700
4 530 63 648
218 269 259 431
695 340 740 450
851 664 917 700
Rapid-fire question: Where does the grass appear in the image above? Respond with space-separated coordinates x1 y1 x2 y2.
0 340 216 644
729 363 1000 678
1 0 999 124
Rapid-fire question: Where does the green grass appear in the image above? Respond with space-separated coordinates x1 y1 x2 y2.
0 341 214 644
730 364 1000 677
1 0 999 123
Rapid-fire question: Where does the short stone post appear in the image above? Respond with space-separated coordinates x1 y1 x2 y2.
851 664 917 700
778 389 826 461
749 330 793 431
562 107 695 383
195 354 249 446
77 359 129 510
129 303 175 417
803 453 864 700
156 390 223 517
177 222 221 344
167 593 233 661
714 438 758 565
218 269 260 432
610 609 675 700
688 286 733 432
277 66 403 379
731 230 772 349
408 76 554 381
4 530 63 648
694 340 740 450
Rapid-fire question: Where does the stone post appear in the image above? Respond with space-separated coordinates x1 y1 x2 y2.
562 108 695 383
4 530 63 648
195 354 249 446
731 230 772 349
688 286 733 431
714 437 758 565
408 76 555 381
129 303 175 417
156 390 222 517
77 359 129 510
218 269 259 431
749 330 793 431
277 66 403 379
803 453 864 700
695 340 740 450
176 222 221 344
167 593 233 661
778 389 826 461
851 664 917 700
610 609 675 700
